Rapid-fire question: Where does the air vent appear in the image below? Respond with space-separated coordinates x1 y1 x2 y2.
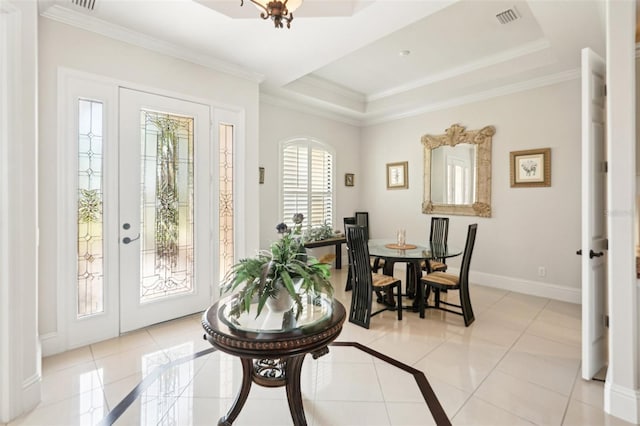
70 0 96 11
496 7 519 24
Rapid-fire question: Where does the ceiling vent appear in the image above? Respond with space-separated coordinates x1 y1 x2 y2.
496 7 520 25
70 0 96 11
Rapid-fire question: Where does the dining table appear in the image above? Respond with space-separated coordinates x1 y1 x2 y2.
368 239 462 317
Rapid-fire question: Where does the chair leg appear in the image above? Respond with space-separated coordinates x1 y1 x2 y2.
434 288 441 308
345 267 352 291
395 283 402 321
460 288 475 327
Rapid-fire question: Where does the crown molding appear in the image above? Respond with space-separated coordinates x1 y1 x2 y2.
260 92 363 127
289 74 366 104
40 5 264 84
261 67 580 128
368 38 552 102
363 68 580 126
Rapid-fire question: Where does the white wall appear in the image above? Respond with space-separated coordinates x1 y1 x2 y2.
38 18 260 344
258 100 361 252
0 1 41 421
360 79 582 301
258 81 582 302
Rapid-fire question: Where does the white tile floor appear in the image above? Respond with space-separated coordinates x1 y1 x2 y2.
10 268 635 426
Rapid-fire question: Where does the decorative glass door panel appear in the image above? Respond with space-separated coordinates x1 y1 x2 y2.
119 89 211 333
218 123 234 281
140 111 194 302
77 99 105 317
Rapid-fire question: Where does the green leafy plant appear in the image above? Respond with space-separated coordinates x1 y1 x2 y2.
220 232 333 318
303 222 337 242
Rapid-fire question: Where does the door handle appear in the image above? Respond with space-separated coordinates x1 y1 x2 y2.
589 249 604 259
577 249 604 258
123 234 140 244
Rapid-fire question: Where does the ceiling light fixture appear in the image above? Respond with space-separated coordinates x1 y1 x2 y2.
240 0 302 29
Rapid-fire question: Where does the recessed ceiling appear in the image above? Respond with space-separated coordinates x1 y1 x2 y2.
193 0 374 19
39 0 606 125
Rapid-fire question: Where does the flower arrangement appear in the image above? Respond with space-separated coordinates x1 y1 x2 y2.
220 213 333 318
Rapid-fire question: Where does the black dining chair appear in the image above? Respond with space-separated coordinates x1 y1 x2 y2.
424 217 449 273
354 211 369 239
345 224 402 329
343 217 357 291
344 214 383 291
420 223 477 326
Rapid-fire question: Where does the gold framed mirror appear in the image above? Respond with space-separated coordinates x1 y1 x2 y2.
421 124 495 217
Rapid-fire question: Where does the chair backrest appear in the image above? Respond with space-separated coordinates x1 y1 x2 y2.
429 217 449 245
345 224 373 288
354 212 370 240
459 224 478 286
343 216 356 232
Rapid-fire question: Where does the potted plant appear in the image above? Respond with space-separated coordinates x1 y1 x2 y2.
220 215 334 318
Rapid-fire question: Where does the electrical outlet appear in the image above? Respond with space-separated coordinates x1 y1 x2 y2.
538 266 546 277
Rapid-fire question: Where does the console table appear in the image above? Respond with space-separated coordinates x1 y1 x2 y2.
202 295 346 426
304 236 346 269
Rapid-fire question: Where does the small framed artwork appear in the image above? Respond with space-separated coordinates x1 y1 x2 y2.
386 161 408 189
510 148 551 187
259 167 265 184
345 173 354 187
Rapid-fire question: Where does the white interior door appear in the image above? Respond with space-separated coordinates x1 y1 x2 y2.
119 88 212 332
581 47 608 380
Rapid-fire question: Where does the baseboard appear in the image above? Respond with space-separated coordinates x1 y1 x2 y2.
605 381 640 424
21 372 41 416
446 268 581 304
40 332 65 357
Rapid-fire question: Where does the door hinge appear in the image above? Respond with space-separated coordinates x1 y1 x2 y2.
603 84 607 97
604 315 609 328
603 239 608 250
601 161 608 173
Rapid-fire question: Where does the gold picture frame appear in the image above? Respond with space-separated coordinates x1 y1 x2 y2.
386 162 408 189
345 173 354 187
510 148 551 187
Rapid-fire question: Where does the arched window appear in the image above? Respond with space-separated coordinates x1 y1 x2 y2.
281 138 334 230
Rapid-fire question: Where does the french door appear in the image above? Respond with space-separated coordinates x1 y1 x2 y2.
118 88 213 332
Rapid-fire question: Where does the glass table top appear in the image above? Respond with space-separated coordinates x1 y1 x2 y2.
218 293 334 334
368 239 461 260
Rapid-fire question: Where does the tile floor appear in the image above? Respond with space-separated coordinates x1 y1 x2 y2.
9 268 635 426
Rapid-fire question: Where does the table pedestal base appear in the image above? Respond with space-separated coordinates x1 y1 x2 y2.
218 354 315 426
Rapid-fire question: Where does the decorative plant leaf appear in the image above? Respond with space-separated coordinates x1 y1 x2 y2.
220 230 334 318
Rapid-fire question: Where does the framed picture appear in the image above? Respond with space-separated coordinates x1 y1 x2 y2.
510 148 551 187
345 173 354 187
386 161 408 189
259 167 265 184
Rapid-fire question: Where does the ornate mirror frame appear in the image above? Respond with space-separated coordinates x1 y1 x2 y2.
421 124 495 218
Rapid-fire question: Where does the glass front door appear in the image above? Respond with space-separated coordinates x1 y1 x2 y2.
119 88 212 332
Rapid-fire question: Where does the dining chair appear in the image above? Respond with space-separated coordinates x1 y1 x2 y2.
420 223 477 326
344 215 383 291
343 217 357 291
354 211 369 239
425 217 449 273
345 224 402 329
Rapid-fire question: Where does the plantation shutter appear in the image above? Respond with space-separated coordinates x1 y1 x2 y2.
282 140 333 230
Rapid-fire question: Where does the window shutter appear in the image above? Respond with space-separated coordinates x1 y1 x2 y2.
281 140 333 230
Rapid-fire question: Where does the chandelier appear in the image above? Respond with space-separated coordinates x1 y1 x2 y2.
240 0 302 29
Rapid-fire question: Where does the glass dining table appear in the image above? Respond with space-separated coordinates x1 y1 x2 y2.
368 239 462 317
